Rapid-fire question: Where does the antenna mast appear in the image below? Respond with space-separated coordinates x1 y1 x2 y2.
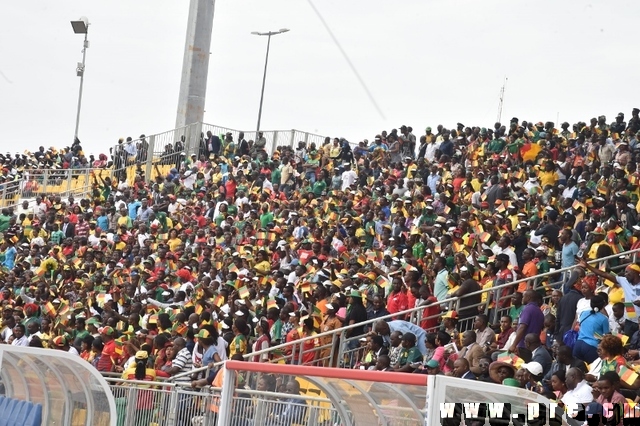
497 76 507 123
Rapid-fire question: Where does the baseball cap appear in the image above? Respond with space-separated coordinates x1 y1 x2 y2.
522 361 543 376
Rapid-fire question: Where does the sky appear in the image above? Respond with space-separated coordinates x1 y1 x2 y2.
1 0 639 156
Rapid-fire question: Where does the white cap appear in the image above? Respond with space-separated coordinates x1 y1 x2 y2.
325 303 335 310
522 361 543 376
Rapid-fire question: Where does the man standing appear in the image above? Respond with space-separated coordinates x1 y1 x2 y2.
341 163 357 191
433 257 449 303
508 290 544 356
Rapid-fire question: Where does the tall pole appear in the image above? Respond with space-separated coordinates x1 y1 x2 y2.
252 29 289 133
256 33 272 133
74 30 88 140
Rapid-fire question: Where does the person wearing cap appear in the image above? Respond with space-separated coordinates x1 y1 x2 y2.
394 332 422 372
95 326 119 372
518 361 544 391
319 303 343 366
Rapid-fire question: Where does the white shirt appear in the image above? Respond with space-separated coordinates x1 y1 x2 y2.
87 234 101 247
11 335 28 346
562 186 576 199
137 232 150 247
235 196 249 208
491 246 518 270
1 326 12 343
575 298 591 322
341 170 358 190
183 174 196 190
263 178 273 192
561 380 593 409
425 142 440 163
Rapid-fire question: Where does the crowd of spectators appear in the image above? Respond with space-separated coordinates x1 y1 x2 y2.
1 109 640 423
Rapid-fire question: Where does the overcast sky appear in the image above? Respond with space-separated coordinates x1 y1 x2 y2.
1 0 639 156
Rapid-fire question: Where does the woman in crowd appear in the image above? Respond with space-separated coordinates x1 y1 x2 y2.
573 294 609 364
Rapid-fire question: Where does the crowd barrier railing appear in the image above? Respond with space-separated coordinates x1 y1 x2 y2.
167 247 640 381
0 168 113 209
104 372 340 426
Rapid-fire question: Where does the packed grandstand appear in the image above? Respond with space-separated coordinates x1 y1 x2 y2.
2 110 640 424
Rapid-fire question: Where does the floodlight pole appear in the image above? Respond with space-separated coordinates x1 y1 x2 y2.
252 29 289 133
72 20 89 141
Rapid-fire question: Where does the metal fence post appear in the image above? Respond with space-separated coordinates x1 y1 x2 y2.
217 364 235 426
42 169 49 195
491 288 501 324
166 386 179 426
145 134 156 182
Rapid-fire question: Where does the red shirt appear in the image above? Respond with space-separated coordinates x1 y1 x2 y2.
387 290 408 317
225 180 237 199
420 296 440 332
96 340 117 372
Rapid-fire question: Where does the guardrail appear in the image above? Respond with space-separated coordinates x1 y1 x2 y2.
0 168 113 209
167 247 640 381
3 123 331 205
104 370 341 426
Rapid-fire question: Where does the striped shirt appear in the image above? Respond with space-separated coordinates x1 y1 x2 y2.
172 347 193 376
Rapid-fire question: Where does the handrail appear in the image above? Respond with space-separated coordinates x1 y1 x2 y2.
169 247 640 379
104 376 178 387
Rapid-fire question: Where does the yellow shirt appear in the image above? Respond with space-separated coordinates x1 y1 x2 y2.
587 242 601 260
608 286 624 304
538 171 559 188
254 260 271 275
470 179 483 192
168 238 182 252
117 216 131 229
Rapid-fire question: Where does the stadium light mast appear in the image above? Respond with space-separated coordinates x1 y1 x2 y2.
251 28 289 133
70 17 89 142
175 0 216 130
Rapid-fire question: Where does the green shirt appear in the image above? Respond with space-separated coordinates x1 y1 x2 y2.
412 241 425 260
312 180 326 197
398 346 422 366
509 304 524 323
0 214 10 232
271 169 281 185
487 138 505 154
260 212 274 228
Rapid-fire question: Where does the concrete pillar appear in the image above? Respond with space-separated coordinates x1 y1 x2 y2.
175 0 215 129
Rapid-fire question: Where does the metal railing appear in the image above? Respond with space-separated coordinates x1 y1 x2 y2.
2 123 328 205
105 372 340 426
0 168 109 209
169 247 640 381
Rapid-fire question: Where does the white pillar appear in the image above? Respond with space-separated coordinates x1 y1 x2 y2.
175 0 215 129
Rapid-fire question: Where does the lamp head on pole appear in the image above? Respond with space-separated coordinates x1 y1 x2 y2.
71 17 89 34
278 28 290 33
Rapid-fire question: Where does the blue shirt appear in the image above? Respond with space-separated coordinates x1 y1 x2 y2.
388 320 428 355
434 269 449 302
97 215 109 231
202 345 219 366
128 201 141 221
3 246 16 269
427 174 441 195
561 241 579 268
577 310 609 347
